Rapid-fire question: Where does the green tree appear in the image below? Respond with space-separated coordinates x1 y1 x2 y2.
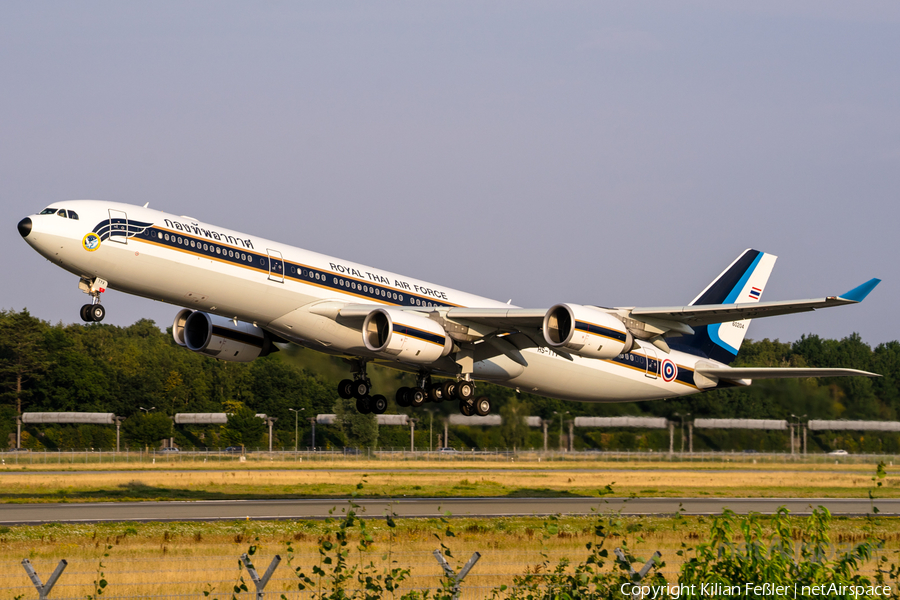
123 412 173 448
0 309 51 415
221 405 266 448
500 395 530 448
334 397 378 448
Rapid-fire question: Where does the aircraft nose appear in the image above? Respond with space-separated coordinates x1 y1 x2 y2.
17 217 32 238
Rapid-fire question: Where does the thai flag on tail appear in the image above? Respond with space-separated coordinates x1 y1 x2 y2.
748 287 761 300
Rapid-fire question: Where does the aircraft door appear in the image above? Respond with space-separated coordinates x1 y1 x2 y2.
267 249 284 283
644 347 660 379
108 209 128 244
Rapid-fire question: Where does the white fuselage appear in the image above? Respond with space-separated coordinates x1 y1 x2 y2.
21 200 728 403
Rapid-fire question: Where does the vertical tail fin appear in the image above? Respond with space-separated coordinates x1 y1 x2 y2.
680 249 777 364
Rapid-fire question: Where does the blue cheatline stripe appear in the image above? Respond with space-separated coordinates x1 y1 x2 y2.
133 225 458 310
574 321 628 342
706 251 764 355
393 323 445 346
92 218 154 242
607 354 696 388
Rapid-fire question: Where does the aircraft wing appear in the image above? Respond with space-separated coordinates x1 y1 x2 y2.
695 367 881 381
337 305 548 330
443 308 547 329
332 278 880 355
628 278 880 327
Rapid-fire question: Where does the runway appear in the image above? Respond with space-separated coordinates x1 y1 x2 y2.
0 497 896 525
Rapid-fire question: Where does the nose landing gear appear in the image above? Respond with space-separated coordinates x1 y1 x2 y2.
78 277 108 322
80 303 105 322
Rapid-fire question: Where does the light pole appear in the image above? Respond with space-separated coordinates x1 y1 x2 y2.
790 413 807 455
673 412 690 453
424 408 434 451
553 411 569 451
288 408 305 451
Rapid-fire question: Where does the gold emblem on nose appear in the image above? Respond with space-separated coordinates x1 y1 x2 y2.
82 233 101 252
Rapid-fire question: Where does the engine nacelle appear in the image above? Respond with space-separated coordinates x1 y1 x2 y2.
172 309 278 362
362 308 452 364
542 304 634 359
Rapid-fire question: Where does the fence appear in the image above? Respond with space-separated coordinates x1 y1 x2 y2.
3 448 900 467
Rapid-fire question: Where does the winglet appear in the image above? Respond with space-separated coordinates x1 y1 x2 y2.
840 278 881 302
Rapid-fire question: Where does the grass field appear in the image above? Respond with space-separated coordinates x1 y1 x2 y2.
2 458 899 596
0 458 897 502
3 511 900 598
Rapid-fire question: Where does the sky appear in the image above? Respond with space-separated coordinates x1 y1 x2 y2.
1 2 898 348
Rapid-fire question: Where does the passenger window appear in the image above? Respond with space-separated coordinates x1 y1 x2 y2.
67 211 79 220
40 208 57 215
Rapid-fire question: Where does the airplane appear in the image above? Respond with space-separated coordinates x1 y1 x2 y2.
17 200 881 417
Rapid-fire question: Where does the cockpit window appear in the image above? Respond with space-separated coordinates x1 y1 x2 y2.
56 209 66 218
40 208 57 215
67 210 79 220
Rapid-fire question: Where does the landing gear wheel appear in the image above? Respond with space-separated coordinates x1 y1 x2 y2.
371 394 388 414
356 396 372 414
457 381 475 401
338 379 355 400
474 396 491 416
409 387 426 407
80 304 93 322
442 381 458 400
459 398 475 417
352 380 370 399
89 304 106 322
396 387 411 408
429 384 444 403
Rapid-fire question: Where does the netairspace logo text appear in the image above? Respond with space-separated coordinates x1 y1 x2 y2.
620 582 893 598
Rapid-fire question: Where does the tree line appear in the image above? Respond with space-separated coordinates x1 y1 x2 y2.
2 308 899 452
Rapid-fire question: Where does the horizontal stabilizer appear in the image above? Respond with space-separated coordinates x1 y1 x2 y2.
696 367 881 381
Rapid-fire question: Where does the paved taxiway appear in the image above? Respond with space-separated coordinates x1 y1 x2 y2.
1 497 896 524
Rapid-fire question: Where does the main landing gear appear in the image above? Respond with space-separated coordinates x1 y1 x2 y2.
337 367 493 417
78 277 108 322
337 360 388 415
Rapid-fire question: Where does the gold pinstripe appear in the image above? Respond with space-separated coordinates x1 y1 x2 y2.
137 228 463 307
137 230 703 389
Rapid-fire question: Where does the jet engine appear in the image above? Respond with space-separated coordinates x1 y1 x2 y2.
172 309 278 362
362 308 452 364
542 303 634 359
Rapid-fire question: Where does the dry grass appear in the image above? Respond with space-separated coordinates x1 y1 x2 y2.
0 465 898 502
3 514 900 597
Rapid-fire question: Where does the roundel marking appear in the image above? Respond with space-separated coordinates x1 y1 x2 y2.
661 359 678 382
82 232 101 252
